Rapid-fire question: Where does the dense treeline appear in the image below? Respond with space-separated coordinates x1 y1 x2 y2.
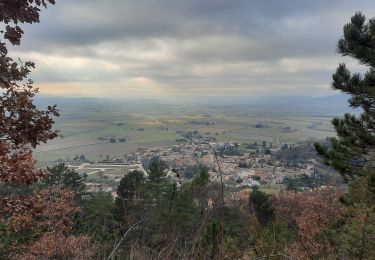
0 161 359 259
2 158 373 259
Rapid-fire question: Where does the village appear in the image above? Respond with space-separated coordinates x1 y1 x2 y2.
68 139 319 196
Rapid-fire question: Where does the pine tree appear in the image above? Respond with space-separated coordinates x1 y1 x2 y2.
114 170 144 224
249 187 274 226
315 12 375 200
315 12 375 258
117 170 144 203
141 159 174 244
78 192 118 241
40 163 86 194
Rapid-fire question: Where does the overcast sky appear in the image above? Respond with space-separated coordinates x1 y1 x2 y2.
10 0 375 99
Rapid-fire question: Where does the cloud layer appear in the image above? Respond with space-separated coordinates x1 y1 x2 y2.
9 0 375 99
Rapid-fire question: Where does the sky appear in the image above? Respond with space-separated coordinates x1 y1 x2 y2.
9 0 375 100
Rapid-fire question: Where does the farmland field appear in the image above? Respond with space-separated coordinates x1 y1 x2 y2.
34 98 341 166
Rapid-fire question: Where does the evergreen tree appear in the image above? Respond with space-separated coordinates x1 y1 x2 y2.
249 187 274 226
114 170 144 224
315 12 375 258
192 167 210 188
117 170 144 201
168 186 200 240
202 220 221 259
191 168 210 212
40 163 86 194
315 12 375 199
141 159 174 244
78 192 118 241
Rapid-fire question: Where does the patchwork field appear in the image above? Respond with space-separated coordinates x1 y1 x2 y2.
34 100 337 166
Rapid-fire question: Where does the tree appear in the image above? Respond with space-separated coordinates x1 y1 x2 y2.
117 170 144 202
201 220 221 259
0 187 93 259
192 167 209 188
0 0 59 185
315 12 375 196
249 188 274 226
314 12 375 259
40 163 86 194
0 0 59 202
78 192 118 241
141 159 175 245
274 188 344 259
114 170 144 224
0 2 95 258
0 0 60 255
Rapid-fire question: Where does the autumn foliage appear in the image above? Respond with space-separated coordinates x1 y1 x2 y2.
0 0 59 185
14 188 93 259
1 0 58 223
0 1 93 258
274 188 345 259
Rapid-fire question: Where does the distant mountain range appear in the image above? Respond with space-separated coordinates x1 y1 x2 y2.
35 93 356 116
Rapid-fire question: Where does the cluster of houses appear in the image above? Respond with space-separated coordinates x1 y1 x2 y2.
79 140 317 195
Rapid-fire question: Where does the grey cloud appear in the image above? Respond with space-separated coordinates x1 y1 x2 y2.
7 0 375 97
